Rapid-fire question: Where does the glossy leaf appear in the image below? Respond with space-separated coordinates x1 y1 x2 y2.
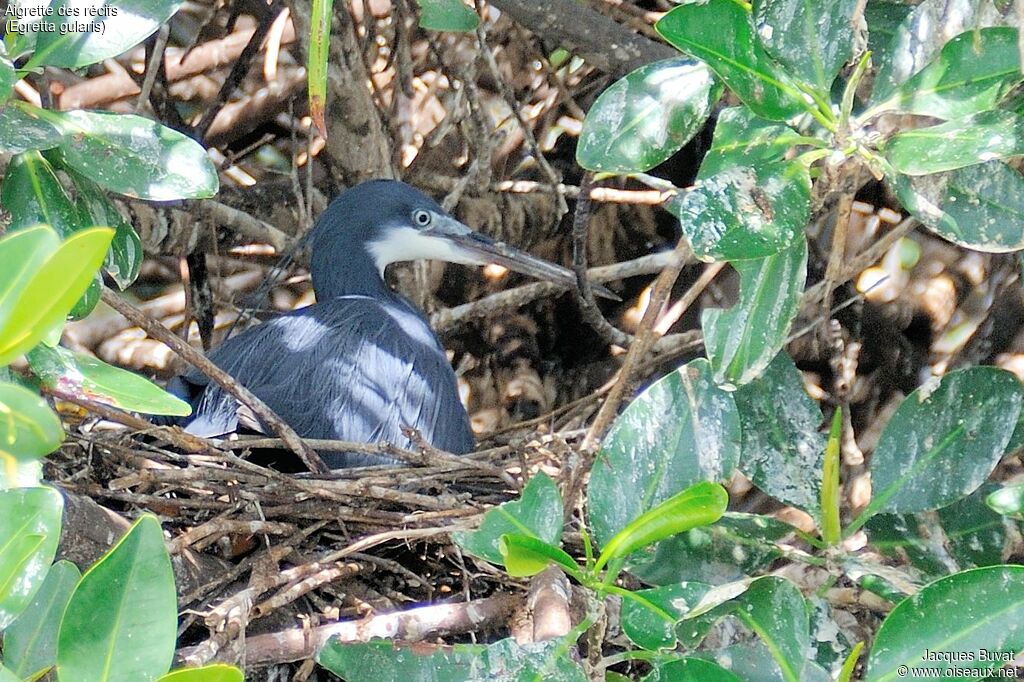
588 359 740 550
732 353 825 517
865 513 954 580
595 482 728 571
642 658 741 682
0 459 43 490
577 58 719 173
891 161 1024 252
656 0 805 120
0 227 114 366
452 471 563 565
0 381 63 464
692 577 810 682
855 367 1024 526
629 513 797 586
417 0 479 32
29 0 186 69
43 109 218 200
671 160 810 260
27 345 191 416
693 641 830 682
0 225 60 319
752 0 859 92
868 28 1023 120
1 151 80 236
865 566 1024 681
2 560 80 678
620 582 711 650
0 487 64 629
0 665 18 682
987 483 1024 517
885 109 1024 176
57 514 177 682
703 239 806 386
698 107 811 177
318 636 586 682
498 534 579 579
0 103 64 154
69 170 143 289
0 55 14 103
155 665 244 682
872 0 1009 99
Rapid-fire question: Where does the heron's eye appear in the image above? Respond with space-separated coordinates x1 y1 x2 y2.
412 209 432 227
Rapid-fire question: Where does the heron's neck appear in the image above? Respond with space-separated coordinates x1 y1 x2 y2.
310 243 393 300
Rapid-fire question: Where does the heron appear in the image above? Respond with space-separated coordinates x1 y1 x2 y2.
166 179 606 468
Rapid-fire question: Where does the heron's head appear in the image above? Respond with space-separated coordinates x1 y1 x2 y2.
309 179 614 298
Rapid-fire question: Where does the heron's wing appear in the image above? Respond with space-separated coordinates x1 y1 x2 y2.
180 297 474 465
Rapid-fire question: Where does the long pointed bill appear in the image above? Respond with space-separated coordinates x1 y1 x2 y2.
429 216 619 301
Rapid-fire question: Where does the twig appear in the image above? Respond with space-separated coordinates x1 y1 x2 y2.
136 24 170 112
100 287 328 473
571 172 632 348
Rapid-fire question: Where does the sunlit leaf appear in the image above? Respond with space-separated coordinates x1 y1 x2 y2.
588 359 740 550
703 239 806 386
29 0 186 69
891 161 1024 252
753 0 859 92
27 345 191 416
0 487 63 629
0 103 64 154
865 566 1024 681
621 582 711 651
453 472 563 565
57 515 177 682
498 534 579 578
656 0 806 120
577 58 720 173
40 109 218 200
0 381 63 465
155 665 244 682
868 27 1023 120
885 109 1024 176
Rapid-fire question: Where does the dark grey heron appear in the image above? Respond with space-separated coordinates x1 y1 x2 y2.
167 180 605 468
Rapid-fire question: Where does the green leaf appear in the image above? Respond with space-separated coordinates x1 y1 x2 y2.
620 582 711 651
867 28 1023 120
2 560 80 678
732 352 825 518
865 566 1024 681
642 658 741 682
853 367 1024 529
1 151 81 236
891 161 1024 252
628 513 797 586
576 58 720 173
884 109 1024 176
27 345 191 416
864 513 954 580
987 483 1024 517
417 0 479 32
498 534 579 578
656 0 806 121
0 225 60 320
864 1 914 66
0 55 15 104
0 664 19 682
452 471 563 565
68 170 143 289
588 358 741 550
29 0 186 69
703 239 806 386
42 109 218 200
0 227 114 366
696 577 810 682
698 107 812 177
671 160 810 260
0 103 64 154
306 0 332 136
872 0 1010 100
0 381 63 464
752 0 859 92
595 482 728 572
155 665 244 682
318 637 586 682
837 641 864 682
57 514 177 682
0 487 64 629
0 459 42 490
820 408 842 546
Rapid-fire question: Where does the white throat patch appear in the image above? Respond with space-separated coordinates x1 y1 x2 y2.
367 226 483 275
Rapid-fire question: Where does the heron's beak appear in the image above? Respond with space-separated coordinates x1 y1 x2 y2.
431 216 620 301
